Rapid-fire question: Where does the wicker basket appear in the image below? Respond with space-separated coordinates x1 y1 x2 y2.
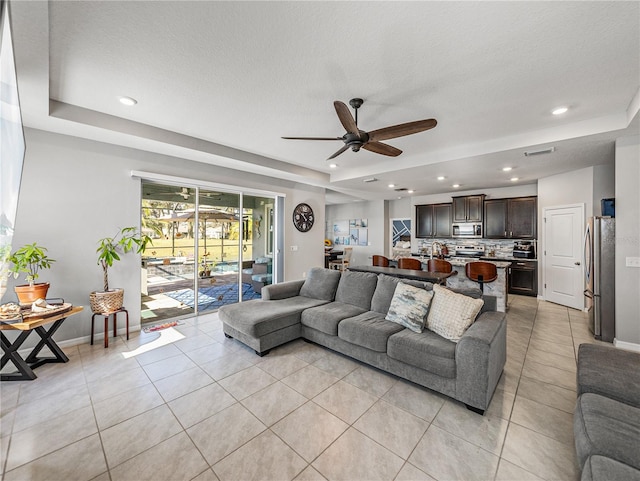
89 288 124 313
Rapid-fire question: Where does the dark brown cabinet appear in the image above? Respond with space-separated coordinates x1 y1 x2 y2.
509 261 537 296
416 203 452 238
453 195 485 223
484 196 537 239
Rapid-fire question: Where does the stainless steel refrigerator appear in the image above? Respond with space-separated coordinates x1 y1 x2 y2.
584 217 615 342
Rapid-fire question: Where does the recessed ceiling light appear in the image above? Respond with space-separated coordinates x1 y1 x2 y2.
502 167 512 172
119 96 138 106
329 163 337 169
552 106 568 115
510 177 519 182
388 184 395 188
408 189 414 194
397 196 402 199
437 176 446 181
452 184 460 188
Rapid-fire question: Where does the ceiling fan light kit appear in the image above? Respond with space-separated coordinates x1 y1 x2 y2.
282 98 437 160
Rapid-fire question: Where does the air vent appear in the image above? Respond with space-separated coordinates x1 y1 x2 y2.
524 147 556 157
394 187 408 192
363 177 378 183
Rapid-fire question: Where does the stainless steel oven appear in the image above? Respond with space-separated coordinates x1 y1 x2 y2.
452 222 482 238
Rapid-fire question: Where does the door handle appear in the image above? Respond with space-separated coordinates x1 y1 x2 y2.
575 261 581 266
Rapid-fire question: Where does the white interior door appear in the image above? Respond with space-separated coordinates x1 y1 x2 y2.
543 204 585 309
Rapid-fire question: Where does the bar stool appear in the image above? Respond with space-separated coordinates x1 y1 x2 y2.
426 259 453 273
372 255 390 267
91 307 129 348
398 257 422 270
465 262 498 292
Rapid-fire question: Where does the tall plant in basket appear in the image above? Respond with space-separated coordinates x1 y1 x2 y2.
90 227 152 313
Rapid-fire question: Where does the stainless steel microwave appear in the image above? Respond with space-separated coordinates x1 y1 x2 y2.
452 222 482 238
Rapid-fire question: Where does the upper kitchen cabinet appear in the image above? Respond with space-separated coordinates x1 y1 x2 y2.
453 195 485 223
508 196 537 238
416 203 452 238
484 196 537 239
484 199 507 238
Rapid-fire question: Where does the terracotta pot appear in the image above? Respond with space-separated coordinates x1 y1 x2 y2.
14 282 50 306
89 288 124 313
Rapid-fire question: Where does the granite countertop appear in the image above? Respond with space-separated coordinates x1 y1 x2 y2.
448 258 511 268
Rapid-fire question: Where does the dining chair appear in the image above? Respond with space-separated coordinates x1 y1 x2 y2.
426 259 453 273
465 261 498 292
328 247 353 271
398 257 422 270
372 255 390 267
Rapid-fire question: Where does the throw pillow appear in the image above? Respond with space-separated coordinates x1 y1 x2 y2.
299 267 341 301
426 284 484 342
385 283 434 333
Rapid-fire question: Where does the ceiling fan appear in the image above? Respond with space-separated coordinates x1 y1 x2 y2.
282 98 437 160
146 188 223 201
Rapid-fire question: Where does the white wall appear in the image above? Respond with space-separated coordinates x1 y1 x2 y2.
593 163 616 216
537 166 594 300
411 184 538 206
325 200 386 266
8 128 324 345
614 136 640 347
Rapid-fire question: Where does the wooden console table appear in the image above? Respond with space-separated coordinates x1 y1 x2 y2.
0 306 83 381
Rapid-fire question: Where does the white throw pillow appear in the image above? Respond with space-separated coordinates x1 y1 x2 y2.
426 284 484 342
385 283 434 333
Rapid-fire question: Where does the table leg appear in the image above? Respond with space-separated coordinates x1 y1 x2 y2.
104 315 109 348
24 319 70 368
1 331 38 381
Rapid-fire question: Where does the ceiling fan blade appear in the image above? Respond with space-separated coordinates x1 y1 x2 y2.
362 141 402 157
327 144 350 160
282 136 343 141
334 101 360 136
368 119 437 142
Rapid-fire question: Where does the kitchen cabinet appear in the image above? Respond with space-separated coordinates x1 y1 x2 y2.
509 260 537 296
484 196 537 239
453 195 485 222
416 203 452 238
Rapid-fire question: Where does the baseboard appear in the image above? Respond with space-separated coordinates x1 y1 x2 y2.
613 339 640 353
537 295 544 301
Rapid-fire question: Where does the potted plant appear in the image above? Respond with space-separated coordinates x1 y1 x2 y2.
9 242 55 305
90 227 152 313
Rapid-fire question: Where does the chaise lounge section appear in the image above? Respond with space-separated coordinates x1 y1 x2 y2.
219 267 507 414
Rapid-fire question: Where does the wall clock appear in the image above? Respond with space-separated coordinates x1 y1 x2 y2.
293 203 314 232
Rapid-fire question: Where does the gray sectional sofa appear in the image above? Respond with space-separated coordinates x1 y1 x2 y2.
574 344 640 481
219 267 507 414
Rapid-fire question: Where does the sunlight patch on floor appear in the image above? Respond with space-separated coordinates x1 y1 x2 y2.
122 328 186 359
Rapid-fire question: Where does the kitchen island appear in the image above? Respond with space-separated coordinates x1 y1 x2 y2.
445 258 511 312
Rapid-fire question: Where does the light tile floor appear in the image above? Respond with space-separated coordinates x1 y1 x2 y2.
0 295 609 481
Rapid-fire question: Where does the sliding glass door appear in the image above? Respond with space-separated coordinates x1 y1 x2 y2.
140 181 279 323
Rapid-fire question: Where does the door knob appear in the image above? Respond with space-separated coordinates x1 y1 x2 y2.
574 261 581 265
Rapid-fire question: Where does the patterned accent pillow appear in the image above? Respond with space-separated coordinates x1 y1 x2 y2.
385 283 434 333
426 284 484 342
